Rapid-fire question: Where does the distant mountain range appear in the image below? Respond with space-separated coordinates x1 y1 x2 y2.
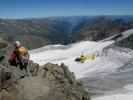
0 15 133 49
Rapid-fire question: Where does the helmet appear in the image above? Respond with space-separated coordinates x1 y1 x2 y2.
14 41 21 47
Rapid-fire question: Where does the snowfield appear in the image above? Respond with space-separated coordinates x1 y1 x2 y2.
30 41 133 100
30 41 115 78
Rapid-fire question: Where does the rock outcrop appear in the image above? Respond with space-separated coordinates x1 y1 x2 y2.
0 40 90 100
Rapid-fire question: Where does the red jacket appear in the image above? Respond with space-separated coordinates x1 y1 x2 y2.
9 51 17 61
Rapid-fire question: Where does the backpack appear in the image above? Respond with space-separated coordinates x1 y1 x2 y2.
18 46 28 57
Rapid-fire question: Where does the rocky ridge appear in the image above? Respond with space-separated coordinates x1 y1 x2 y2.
0 40 90 100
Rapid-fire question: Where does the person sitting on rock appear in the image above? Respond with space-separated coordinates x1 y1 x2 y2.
9 41 29 71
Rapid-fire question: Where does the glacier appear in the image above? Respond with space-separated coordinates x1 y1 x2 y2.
30 40 133 100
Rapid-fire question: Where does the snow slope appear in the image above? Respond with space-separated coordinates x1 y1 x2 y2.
30 40 133 100
30 41 132 78
30 41 115 78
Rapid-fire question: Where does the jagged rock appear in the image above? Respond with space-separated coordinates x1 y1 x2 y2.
0 40 8 49
0 40 7 62
0 40 90 100
43 63 76 84
0 62 90 100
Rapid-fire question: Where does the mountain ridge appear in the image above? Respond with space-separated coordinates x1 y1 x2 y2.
0 15 133 49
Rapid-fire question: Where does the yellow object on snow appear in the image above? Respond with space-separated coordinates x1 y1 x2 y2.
79 54 96 63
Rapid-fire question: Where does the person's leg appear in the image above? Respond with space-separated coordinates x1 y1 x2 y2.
19 60 24 70
19 58 30 76
23 63 28 71
24 62 30 76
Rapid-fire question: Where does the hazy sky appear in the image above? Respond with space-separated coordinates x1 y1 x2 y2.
0 0 133 18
